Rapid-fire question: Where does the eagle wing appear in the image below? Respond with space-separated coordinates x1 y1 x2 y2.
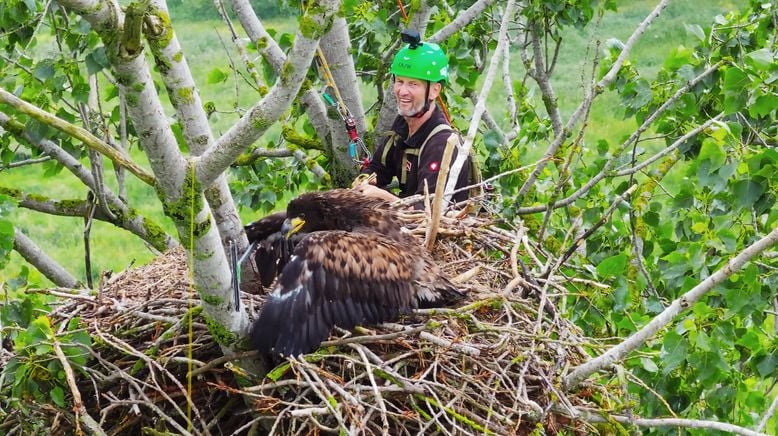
244 211 300 288
250 231 457 356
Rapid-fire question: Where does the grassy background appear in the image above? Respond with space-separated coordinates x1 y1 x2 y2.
0 1 745 286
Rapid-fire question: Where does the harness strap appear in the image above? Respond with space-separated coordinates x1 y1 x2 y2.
401 124 453 184
380 131 397 166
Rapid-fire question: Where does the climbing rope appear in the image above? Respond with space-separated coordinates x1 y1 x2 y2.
186 165 195 432
315 48 371 168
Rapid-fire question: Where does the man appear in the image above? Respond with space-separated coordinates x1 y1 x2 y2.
355 32 472 205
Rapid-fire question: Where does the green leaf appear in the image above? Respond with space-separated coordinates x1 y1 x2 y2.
50 386 65 407
749 94 778 118
33 61 55 81
596 253 628 278
745 48 774 70
735 330 762 351
698 139 726 168
85 47 109 75
206 67 228 84
22 0 39 13
731 179 765 208
664 46 693 70
661 331 688 374
722 67 749 114
684 24 705 42
640 357 659 373
756 354 776 377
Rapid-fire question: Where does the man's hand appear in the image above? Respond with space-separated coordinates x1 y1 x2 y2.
351 173 377 189
353 183 398 202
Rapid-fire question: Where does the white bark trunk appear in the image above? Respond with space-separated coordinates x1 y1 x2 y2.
147 0 247 251
196 0 340 185
59 0 245 341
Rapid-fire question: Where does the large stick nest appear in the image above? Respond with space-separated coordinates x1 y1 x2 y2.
1 209 616 435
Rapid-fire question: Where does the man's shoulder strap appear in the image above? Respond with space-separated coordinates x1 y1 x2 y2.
416 124 455 157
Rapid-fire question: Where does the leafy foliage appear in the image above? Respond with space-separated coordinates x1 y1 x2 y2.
0 0 776 433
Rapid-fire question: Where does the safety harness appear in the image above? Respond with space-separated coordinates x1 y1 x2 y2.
380 124 483 199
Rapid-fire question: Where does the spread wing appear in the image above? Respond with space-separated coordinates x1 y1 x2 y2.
250 231 429 356
244 212 300 288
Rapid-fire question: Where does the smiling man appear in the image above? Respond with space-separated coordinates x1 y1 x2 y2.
355 30 473 206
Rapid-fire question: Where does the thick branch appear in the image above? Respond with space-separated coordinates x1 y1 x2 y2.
1 187 175 252
146 0 247 250
0 112 177 251
320 16 367 136
228 0 334 163
59 0 190 201
0 88 155 186
570 408 769 436
197 0 340 186
428 0 497 43
564 225 778 390
13 229 82 288
528 24 563 136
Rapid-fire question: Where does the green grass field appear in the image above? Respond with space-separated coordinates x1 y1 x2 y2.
0 1 746 286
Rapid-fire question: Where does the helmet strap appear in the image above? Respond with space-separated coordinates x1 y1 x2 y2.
412 82 432 119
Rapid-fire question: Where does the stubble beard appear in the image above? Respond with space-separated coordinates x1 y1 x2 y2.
397 99 426 117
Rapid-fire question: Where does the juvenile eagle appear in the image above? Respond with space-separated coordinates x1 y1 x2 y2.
246 189 464 357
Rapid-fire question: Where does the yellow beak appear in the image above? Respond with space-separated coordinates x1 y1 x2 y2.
281 217 306 239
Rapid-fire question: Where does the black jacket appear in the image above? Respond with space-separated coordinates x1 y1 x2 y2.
363 106 471 204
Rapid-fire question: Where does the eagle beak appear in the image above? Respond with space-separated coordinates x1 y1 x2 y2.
281 217 305 239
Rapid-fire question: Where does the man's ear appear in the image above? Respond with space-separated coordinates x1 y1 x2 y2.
428 82 443 100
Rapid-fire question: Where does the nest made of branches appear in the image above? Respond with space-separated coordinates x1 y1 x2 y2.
1 207 618 435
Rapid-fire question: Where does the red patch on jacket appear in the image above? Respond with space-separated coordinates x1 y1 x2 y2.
405 160 412 172
429 161 439 171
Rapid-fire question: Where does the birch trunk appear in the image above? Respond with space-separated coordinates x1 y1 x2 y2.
146 0 247 252
319 16 365 184
58 0 341 365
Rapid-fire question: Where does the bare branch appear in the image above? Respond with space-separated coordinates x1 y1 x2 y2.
52 337 107 435
13 229 82 288
570 407 770 436
0 155 51 169
517 0 671 198
0 88 155 186
197 0 340 186
428 0 498 43
527 23 563 136
444 0 517 201
0 112 177 251
516 113 721 215
757 389 778 432
613 113 724 176
564 224 778 390
228 0 335 164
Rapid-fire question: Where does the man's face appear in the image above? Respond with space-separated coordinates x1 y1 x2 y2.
393 76 440 117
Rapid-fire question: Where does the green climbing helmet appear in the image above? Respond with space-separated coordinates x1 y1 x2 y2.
390 40 449 84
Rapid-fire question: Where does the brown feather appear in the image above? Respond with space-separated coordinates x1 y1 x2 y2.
248 189 464 357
